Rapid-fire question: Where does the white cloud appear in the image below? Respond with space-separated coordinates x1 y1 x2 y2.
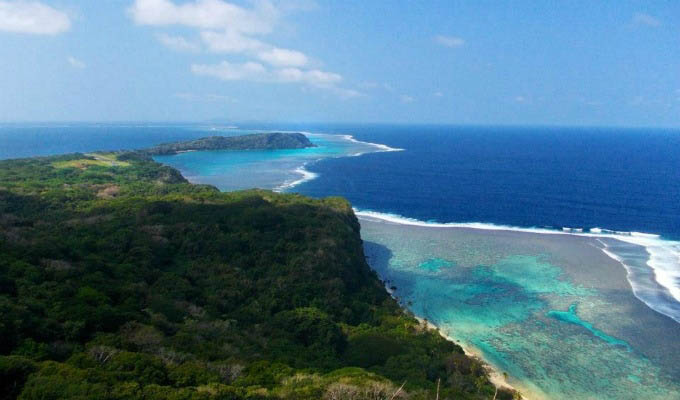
191 60 341 87
632 13 661 27
131 0 282 56
200 29 265 53
192 60 268 81
67 56 86 69
201 31 308 67
128 0 277 34
276 67 341 86
514 96 526 103
192 56 357 98
0 1 71 35
156 33 201 52
257 47 308 67
435 35 464 48
433 91 443 97
400 95 414 103
132 0 359 98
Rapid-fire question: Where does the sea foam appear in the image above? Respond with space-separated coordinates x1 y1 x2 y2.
355 209 680 324
274 164 319 192
336 134 405 153
274 132 404 191
256 129 405 153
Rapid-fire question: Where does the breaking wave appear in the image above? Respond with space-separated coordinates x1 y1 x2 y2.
355 209 680 324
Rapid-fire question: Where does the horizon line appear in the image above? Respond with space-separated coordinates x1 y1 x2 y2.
1 120 680 131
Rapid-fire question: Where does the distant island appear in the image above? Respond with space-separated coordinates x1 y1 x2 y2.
0 136 516 400
142 132 315 156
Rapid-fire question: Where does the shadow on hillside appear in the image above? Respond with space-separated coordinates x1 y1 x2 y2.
362 240 394 284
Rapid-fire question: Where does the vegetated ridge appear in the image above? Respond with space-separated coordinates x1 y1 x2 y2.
142 132 315 156
0 149 517 399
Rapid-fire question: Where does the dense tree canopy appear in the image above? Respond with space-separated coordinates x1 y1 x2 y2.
143 132 315 155
0 152 515 399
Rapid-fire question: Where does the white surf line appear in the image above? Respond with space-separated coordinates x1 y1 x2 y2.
355 210 566 234
273 163 319 193
253 129 405 153
355 209 680 323
335 133 405 153
272 131 404 191
605 234 680 311
592 238 680 323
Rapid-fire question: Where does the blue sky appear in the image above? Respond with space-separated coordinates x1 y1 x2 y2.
0 0 678 127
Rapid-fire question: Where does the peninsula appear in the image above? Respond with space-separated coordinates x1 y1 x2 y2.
0 144 516 400
142 132 315 156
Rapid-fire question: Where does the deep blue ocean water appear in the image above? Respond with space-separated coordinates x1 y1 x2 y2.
0 123 222 159
289 124 680 240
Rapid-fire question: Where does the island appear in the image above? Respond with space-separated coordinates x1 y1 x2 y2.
141 132 315 156
0 141 517 399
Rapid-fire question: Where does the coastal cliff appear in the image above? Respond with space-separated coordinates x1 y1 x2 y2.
0 149 514 399
142 132 315 155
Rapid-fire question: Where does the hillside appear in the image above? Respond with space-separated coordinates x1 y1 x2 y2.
0 152 514 400
142 132 315 155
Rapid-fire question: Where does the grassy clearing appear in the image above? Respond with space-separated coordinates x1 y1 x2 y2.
52 153 130 169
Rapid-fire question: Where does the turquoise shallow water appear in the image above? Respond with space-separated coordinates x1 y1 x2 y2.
359 217 680 400
547 304 631 351
154 133 386 191
152 130 680 400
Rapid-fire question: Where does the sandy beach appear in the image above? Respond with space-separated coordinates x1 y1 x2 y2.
385 279 532 398
414 316 539 400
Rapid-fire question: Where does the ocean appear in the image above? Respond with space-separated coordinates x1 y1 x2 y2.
291 124 680 239
1 122 679 399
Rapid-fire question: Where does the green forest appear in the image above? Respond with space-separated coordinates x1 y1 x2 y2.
0 152 517 400
142 132 315 155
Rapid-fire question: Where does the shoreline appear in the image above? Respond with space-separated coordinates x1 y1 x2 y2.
413 317 526 397
383 284 532 399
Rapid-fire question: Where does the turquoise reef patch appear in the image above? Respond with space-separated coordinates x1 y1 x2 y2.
547 304 631 350
418 257 454 272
